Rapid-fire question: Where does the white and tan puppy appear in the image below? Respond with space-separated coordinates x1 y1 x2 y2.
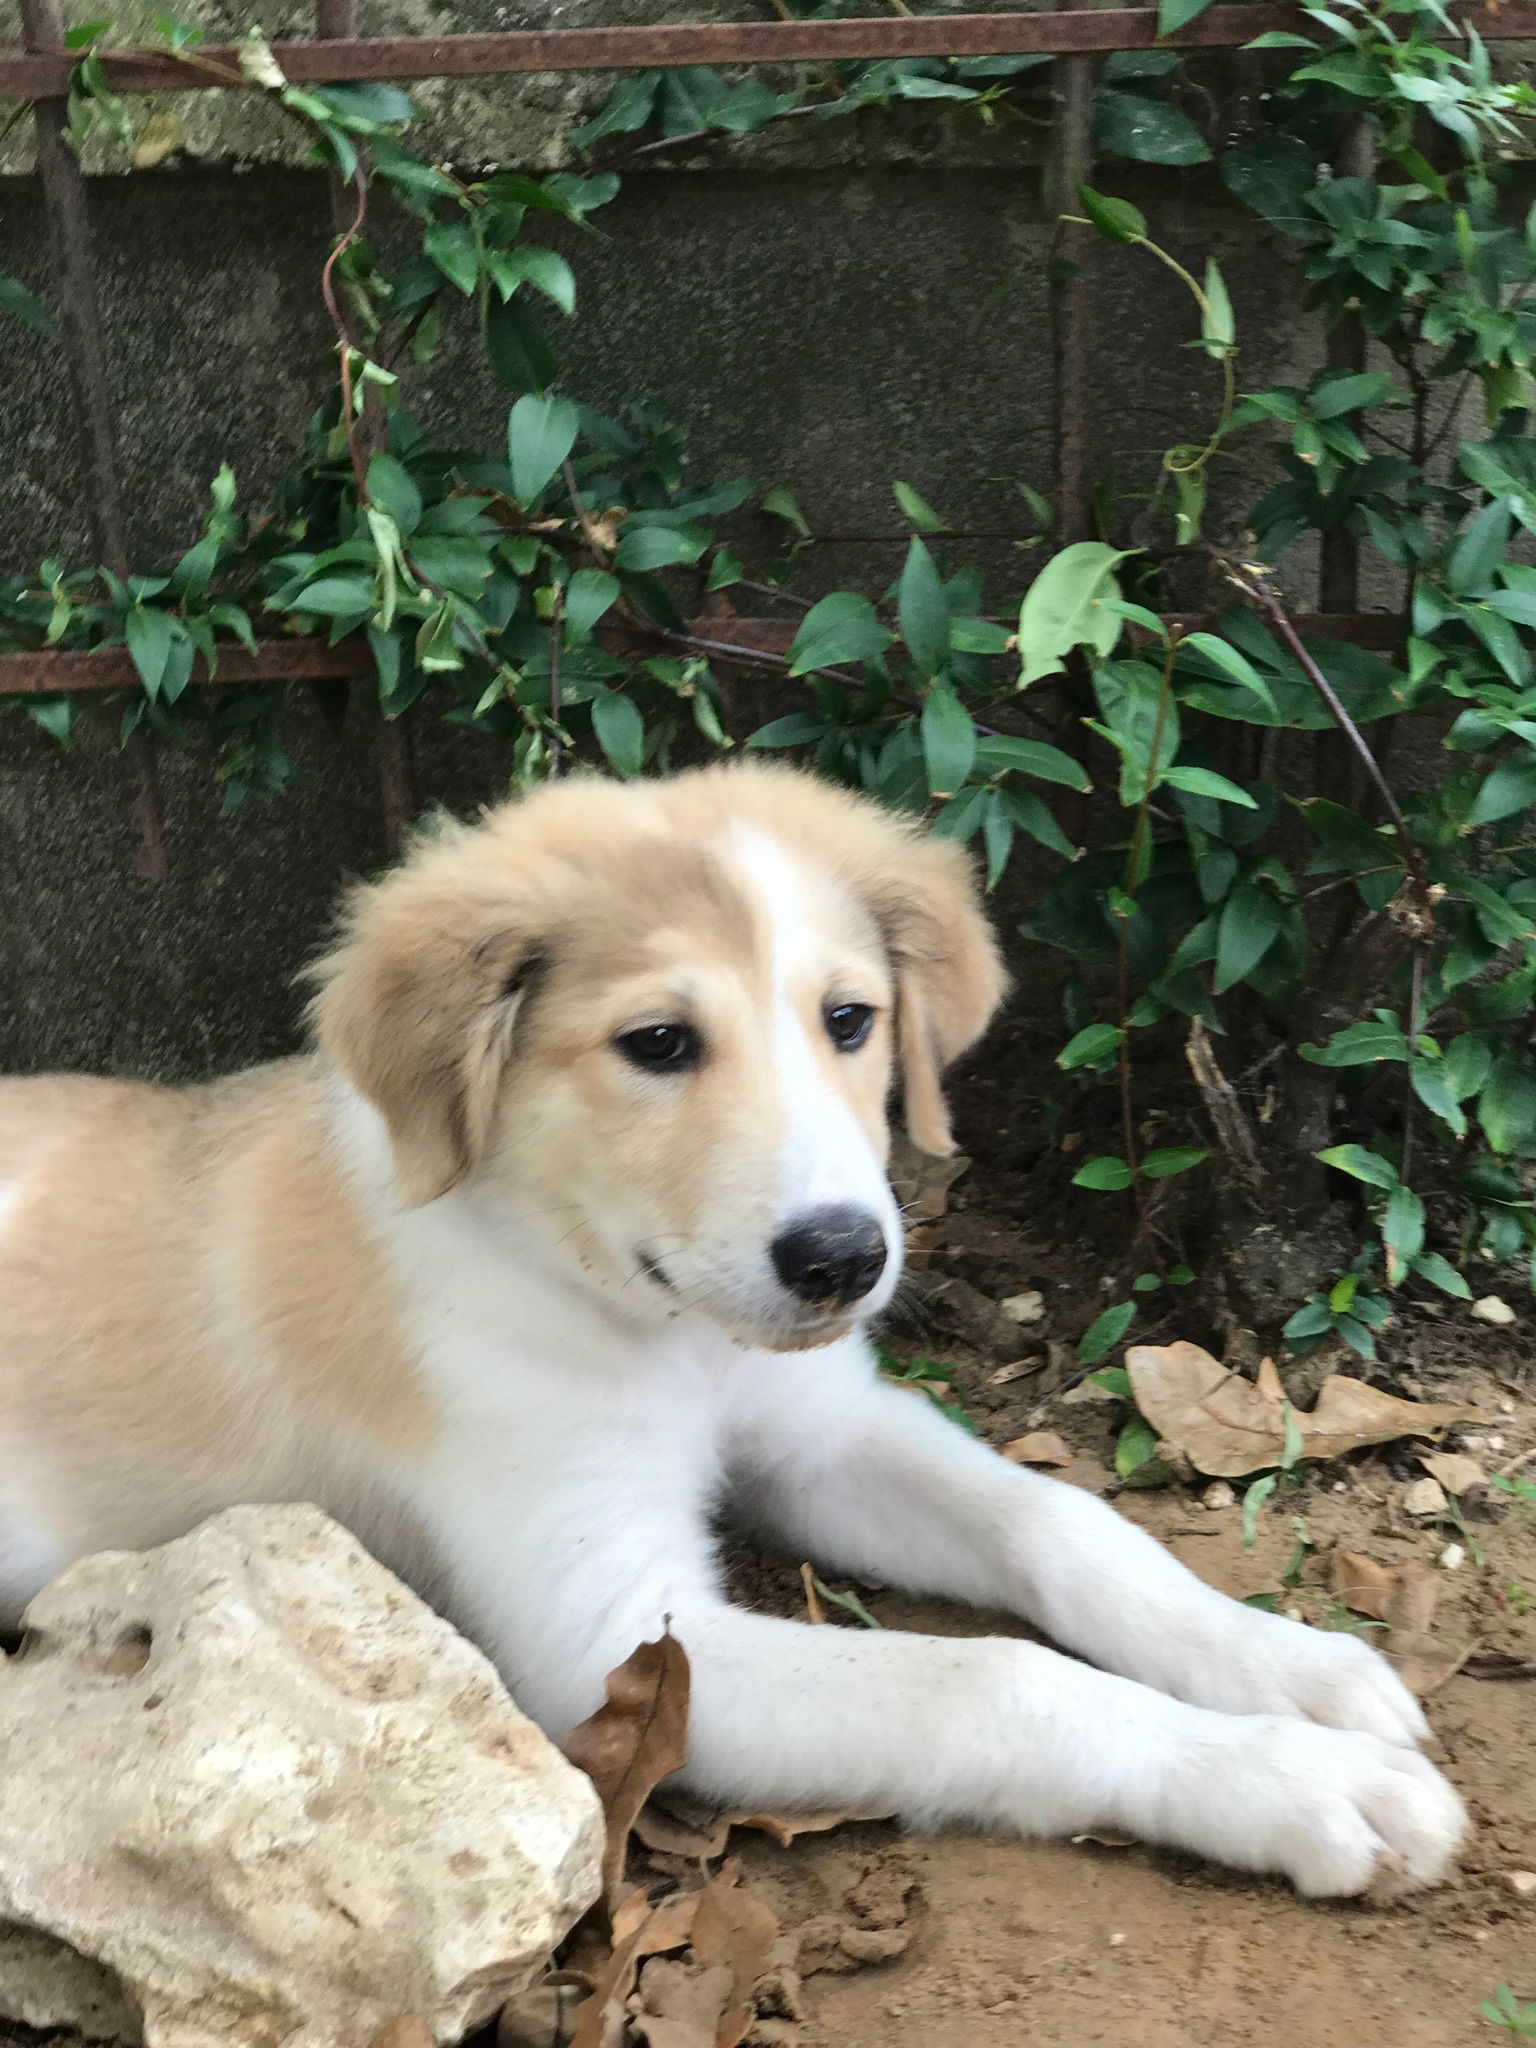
0 764 1464 1896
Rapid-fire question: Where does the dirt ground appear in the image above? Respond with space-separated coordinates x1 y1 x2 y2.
701 1034 1536 2048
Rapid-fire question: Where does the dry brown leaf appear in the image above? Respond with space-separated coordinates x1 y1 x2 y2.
612 1889 705 1959
999 1430 1073 1468
1125 1342 1486 1478
1464 1652 1536 1680
729 1808 893 1845
498 1979 587 2048
368 2023 434 2048
800 1562 826 1626
130 111 186 167
561 1632 691 1911
1331 1552 1469 1695
690 1863 780 2006
569 1925 647 2048
887 1135 970 1223
1421 1450 1487 1495
629 1955 737 2048
634 1796 734 1862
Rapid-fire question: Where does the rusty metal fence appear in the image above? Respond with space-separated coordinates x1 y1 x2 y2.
3 1 1530 872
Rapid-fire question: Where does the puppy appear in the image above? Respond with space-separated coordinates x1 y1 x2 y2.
0 764 1465 1896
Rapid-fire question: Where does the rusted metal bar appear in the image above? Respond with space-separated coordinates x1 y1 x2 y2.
0 609 1407 701
20 0 167 880
314 0 417 854
8 3 1536 100
1050 0 1101 547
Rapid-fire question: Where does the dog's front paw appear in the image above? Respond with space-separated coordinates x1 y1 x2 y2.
1181 1605 1429 1748
1171 1716 1467 1899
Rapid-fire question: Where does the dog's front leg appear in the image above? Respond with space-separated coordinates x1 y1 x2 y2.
734 1343 1435 1741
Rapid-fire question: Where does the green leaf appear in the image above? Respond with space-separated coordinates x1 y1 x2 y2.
1163 765 1258 808
1158 0 1219 30
1178 632 1278 715
1114 1412 1163 1479
485 295 555 393
1018 541 1133 686
761 487 811 538
291 576 375 616
1444 1033 1494 1101
786 592 892 676
1318 1143 1398 1189
1479 1055 1536 1156
1242 1471 1279 1549
898 538 951 678
893 481 947 532
1299 1017 1408 1066
1075 185 1147 245
0 275 61 342
1073 1155 1135 1191
921 688 976 798
1092 1366 1132 1397
1095 88 1211 166
1057 1022 1124 1069
1447 499 1513 598
493 245 577 316
563 567 620 641
613 524 706 572
1213 879 1283 992
124 606 174 698
423 221 479 296
1468 753 1536 828
1077 1300 1136 1362
1141 1146 1209 1179
366 451 421 535
1383 1184 1426 1261
1004 790 1077 860
1410 1252 1472 1300
976 736 1090 791
507 392 579 506
592 689 644 778
1200 259 1234 353
746 711 827 750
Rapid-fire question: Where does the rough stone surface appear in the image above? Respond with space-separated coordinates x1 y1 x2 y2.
0 1505 603 2048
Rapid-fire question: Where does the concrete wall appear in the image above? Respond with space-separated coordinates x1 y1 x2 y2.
0 5 1321 1079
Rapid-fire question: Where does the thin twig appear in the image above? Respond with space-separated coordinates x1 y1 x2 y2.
548 588 564 776
318 160 372 503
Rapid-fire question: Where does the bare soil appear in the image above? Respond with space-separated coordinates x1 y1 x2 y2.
712 1048 1536 2048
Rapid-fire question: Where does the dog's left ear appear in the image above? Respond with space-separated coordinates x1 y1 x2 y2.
871 833 1008 1157
307 856 539 1206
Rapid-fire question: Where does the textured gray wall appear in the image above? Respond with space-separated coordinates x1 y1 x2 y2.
0 11 1319 1079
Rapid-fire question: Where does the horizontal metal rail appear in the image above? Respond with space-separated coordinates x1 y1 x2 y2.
3 3 1535 100
0 612 1404 696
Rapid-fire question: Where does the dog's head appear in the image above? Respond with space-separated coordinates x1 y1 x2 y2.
309 765 1005 1351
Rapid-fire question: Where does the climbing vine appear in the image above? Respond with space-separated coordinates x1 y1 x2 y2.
7 0 1536 1363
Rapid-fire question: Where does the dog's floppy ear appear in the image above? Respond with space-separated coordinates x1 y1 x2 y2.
869 832 1007 1158
307 851 539 1206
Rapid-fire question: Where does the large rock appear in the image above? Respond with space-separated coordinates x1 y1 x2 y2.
0 1504 603 2048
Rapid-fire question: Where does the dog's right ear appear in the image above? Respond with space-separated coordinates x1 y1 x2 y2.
307 851 539 1207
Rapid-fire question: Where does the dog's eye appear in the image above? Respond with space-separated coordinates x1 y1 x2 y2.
824 1002 875 1051
615 1023 702 1073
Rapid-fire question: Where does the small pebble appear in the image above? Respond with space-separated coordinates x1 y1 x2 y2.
1439 1543 1466 1571
1108 1932 1126 1947
1201 1481 1236 1512
1488 1435 1506 1452
1472 1295 1517 1325
1000 1290 1046 1325
1333 1480 1347 1493
1506 1871 1536 1898
1282 1605 1303 1622
1503 1399 1517 1415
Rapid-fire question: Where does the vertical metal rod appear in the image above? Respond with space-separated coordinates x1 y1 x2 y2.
315 0 416 854
1049 0 1101 546
22 0 167 880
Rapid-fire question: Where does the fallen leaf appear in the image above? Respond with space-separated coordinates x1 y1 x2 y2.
1463 1652 1536 1680
989 1360 1034 1386
612 1889 705 1958
629 1955 737 2048
130 110 186 167
498 1979 587 2048
1000 1430 1073 1467
1331 1553 1469 1694
888 1134 970 1223
568 1925 647 2048
561 1632 691 1912
1125 1342 1485 1479
1421 1451 1487 1495
800 1561 826 1625
729 1808 893 1845
369 2024 434 2048
634 1796 733 1862
1070 1829 1138 1848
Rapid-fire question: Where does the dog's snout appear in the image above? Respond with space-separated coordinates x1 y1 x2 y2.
770 1205 888 1308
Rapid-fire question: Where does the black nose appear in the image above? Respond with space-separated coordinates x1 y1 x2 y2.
771 1205 888 1308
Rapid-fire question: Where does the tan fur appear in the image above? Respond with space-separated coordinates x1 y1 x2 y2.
0 764 1002 1591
